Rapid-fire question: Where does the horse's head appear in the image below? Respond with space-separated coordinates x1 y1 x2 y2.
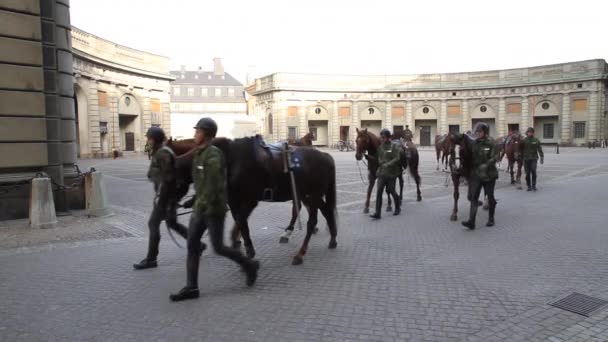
302 132 314 146
355 128 373 160
510 133 522 160
448 133 473 175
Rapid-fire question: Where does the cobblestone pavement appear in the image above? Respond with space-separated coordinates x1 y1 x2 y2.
1 148 608 341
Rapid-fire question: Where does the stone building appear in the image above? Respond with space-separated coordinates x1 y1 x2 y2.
250 59 608 146
169 59 256 139
0 0 81 219
72 27 173 158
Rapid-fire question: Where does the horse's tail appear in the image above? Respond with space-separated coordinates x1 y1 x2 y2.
326 155 337 212
409 149 421 184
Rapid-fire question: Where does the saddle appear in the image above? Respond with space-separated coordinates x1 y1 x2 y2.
255 135 298 202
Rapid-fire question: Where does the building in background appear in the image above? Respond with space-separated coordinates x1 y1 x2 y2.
249 59 608 147
170 59 256 139
72 27 173 158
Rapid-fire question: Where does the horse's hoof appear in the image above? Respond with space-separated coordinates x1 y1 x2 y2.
386 206 393 212
292 256 303 265
517 186 523 190
417 196 422 202
245 247 256 259
450 214 458 221
328 241 337 249
313 227 319 234
279 236 289 244
363 208 369 214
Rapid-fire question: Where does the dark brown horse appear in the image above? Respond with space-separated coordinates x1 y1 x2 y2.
171 136 338 265
355 128 421 214
392 130 422 203
286 132 314 147
435 134 450 171
503 133 523 187
445 132 476 221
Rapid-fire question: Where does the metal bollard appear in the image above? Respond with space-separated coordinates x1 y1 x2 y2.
85 169 112 217
29 175 58 229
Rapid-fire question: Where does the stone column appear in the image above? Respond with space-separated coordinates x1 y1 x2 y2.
385 101 392 130
351 100 359 141
497 97 506 137
162 101 171 134
439 100 447 135
332 101 339 145
298 102 307 138
142 94 151 152
461 99 470 132
561 93 571 144
88 80 101 154
405 101 413 131
588 90 599 141
278 102 288 141
521 96 529 131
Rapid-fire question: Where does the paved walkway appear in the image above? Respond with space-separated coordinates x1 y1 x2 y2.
1 150 608 341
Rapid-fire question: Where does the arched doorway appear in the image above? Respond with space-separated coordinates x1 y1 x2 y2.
117 94 142 152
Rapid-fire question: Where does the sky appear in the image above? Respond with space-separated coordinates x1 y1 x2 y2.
70 0 606 84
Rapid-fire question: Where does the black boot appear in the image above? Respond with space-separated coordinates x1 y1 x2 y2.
370 213 381 219
393 205 401 216
169 286 200 301
461 203 477 230
243 260 260 287
133 258 157 270
486 205 495 227
199 242 207 257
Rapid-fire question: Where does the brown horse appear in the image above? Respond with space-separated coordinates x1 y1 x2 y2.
435 134 450 171
286 132 314 147
445 132 475 221
392 130 422 203
503 133 523 187
170 136 338 265
355 128 421 214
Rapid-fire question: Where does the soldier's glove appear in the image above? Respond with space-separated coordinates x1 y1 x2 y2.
181 196 195 209
540 158 544 165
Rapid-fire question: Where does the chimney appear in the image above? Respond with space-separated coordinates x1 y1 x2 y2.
180 65 186 72
197 66 203 73
213 58 224 76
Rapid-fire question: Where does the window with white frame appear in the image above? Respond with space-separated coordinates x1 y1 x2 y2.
201 88 208 97
288 127 297 140
187 87 194 96
215 88 222 97
173 87 181 96
228 87 235 96
574 122 586 139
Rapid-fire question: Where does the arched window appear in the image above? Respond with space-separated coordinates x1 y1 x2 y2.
268 113 273 134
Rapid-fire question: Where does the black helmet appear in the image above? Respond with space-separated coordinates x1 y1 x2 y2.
380 128 391 138
146 126 166 143
526 127 535 134
473 122 490 135
194 117 218 137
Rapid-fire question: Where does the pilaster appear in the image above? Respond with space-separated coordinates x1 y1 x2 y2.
561 93 571 143
497 98 506 137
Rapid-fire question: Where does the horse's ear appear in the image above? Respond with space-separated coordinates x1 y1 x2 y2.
356 128 359 133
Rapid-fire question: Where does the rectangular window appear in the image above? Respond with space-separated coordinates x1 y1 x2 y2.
98 91 108 107
574 122 586 139
391 106 405 117
508 124 519 133
228 88 235 96
339 107 351 117
507 103 522 114
173 87 181 96
393 125 404 135
99 121 108 135
449 125 460 134
543 123 554 139
447 105 461 115
150 98 161 113
288 106 298 117
573 99 588 111
215 88 222 97
187 87 194 96
201 88 208 97
288 127 297 140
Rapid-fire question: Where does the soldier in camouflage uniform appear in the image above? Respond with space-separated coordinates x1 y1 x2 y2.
133 127 203 270
170 118 260 302
403 125 414 142
521 127 544 191
370 129 402 219
462 122 498 230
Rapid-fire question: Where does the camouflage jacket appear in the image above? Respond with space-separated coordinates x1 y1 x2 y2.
521 136 544 160
192 143 228 217
376 141 402 178
471 137 498 181
147 145 177 207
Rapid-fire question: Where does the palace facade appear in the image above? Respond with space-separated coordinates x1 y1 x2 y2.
250 59 608 146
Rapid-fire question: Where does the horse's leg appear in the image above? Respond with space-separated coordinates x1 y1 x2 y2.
451 175 460 221
436 149 440 171
509 159 515 184
320 202 337 250
482 190 489 210
231 202 257 258
292 205 318 265
280 201 298 243
516 160 523 189
364 175 375 214
386 184 393 212
412 167 422 201
398 173 404 203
